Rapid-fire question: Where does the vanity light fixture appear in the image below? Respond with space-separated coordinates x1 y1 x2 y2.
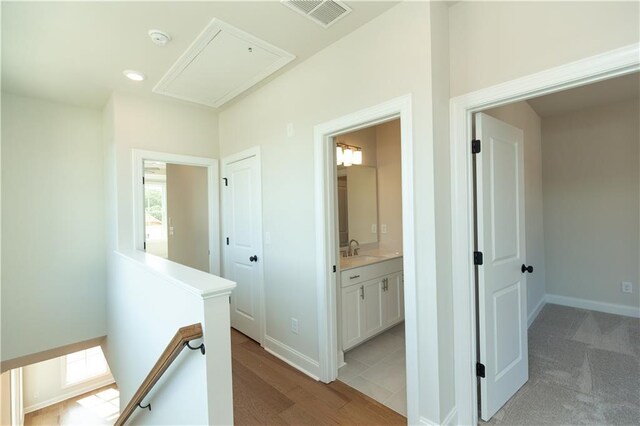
343 147 353 167
336 143 362 167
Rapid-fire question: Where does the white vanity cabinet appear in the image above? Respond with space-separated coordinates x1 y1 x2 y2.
341 257 404 351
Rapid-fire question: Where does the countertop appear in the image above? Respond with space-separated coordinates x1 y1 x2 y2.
339 251 403 271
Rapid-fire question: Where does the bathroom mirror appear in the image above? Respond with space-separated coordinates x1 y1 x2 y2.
337 165 378 247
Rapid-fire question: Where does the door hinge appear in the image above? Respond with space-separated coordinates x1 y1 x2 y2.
474 251 483 265
143 241 146 250
333 265 336 273
223 177 228 186
142 176 145 185
472 139 481 154
226 237 230 245
476 362 486 378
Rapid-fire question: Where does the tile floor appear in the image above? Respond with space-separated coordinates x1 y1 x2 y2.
485 304 640 425
338 322 407 416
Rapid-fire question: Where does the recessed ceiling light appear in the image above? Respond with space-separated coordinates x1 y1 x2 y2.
123 70 146 81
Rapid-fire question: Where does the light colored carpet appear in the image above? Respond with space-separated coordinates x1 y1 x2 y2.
484 304 640 425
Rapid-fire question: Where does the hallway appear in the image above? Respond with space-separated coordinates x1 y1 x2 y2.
231 329 406 425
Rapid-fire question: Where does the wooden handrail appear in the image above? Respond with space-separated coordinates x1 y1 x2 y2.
115 323 204 426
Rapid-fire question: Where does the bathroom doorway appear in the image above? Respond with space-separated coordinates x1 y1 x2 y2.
333 119 407 415
313 95 420 422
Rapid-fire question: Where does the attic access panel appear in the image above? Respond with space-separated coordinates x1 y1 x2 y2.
153 19 295 108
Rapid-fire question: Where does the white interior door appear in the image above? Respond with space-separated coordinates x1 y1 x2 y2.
475 113 528 421
223 150 263 343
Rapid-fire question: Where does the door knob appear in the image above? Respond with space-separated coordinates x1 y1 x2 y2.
521 264 533 273
249 255 258 262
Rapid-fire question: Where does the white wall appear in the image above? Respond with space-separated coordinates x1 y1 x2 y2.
542 99 639 308
22 353 114 413
484 101 546 321
430 0 455 418
376 120 403 254
166 164 209 272
449 1 640 97
1 93 106 363
106 93 219 251
104 250 234 425
219 2 448 422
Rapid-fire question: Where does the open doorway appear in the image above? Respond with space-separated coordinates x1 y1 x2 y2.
133 150 220 275
314 95 420 422
143 160 209 272
472 72 639 423
333 119 407 416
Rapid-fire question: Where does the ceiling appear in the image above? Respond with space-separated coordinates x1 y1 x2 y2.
528 72 640 117
1 1 397 109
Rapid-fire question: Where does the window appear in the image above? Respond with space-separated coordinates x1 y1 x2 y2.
64 346 109 386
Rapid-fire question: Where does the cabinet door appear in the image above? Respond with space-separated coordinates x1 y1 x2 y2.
362 279 384 337
342 284 364 350
384 272 404 326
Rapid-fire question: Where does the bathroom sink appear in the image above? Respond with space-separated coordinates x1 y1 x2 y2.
340 254 384 269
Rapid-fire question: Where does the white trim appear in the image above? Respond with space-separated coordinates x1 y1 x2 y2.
546 294 640 318
419 407 457 426
10 368 23 426
221 147 266 346
442 407 458 426
450 43 640 426
527 296 547 328
23 377 115 414
263 336 320 381
314 94 421 424
132 149 220 276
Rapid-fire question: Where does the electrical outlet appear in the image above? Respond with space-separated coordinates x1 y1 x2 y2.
286 123 294 137
291 318 299 334
622 282 633 294
381 224 388 234
371 224 377 233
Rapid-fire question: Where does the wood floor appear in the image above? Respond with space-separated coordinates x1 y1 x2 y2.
231 329 407 425
24 384 119 425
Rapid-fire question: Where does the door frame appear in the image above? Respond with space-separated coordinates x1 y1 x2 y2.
221 146 265 346
314 95 421 422
132 149 220 275
450 43 640 425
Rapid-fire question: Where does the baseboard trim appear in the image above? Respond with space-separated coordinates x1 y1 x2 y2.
442 407 458 425
527 296 546 328
419 416 437 425
24 377 115 414
418 406 457 425
263 335 320 381
546 294 640 318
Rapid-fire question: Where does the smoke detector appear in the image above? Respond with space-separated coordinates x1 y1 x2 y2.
282 0 352 28
149 30 171 46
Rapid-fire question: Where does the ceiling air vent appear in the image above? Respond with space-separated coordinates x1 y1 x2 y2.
282 0 352 28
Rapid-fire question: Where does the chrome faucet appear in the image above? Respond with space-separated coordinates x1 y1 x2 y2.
348 239 360 257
